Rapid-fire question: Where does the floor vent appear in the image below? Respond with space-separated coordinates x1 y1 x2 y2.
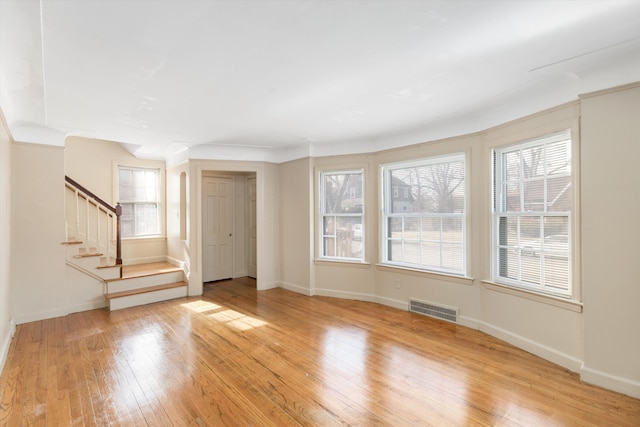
409 299 458 323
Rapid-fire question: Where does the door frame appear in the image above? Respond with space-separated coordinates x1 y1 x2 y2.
193 164 265 296
202 174 234 282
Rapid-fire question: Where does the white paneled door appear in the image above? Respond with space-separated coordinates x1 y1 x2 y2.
203 176 233 282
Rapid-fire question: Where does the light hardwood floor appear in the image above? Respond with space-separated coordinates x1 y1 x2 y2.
1 277 639 426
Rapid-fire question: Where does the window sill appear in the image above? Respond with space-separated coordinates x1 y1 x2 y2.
122 236 167 243
376 264 474 285
314 259 371 269
481 280 583 313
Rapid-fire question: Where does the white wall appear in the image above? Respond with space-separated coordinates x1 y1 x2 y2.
0 112 14 371
580 83 640 397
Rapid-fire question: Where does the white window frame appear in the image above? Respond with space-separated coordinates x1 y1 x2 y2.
318 169 364 262
117 165 163 238
492 130 573 298
381 153 466 276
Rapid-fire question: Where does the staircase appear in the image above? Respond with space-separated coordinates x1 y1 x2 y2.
64 176 188 311
105 262 187 311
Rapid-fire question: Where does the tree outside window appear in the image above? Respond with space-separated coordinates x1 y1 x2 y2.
320 170 364 260
382 154 466 275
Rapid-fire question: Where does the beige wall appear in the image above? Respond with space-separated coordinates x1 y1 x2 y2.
277 88 639 398
166 162 191 274
12 143 68 322
279 158 313 294
0 112 14 370
64 137 167 264
580 83 640 396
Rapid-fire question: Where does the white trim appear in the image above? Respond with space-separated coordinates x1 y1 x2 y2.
314 288 377 303
580 365 640 399
280 281 312 296
314 259 371 269
0 320 16 374
482 280 582 312
477 320 583 373
374 295 408 311
376 264 474 285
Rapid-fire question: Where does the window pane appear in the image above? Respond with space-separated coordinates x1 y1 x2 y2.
134 203 158 235
323 173 362 214
505 182 521 212
382 154 465 275
388 217 403 239
442 217 463 243
120 203 134 237
547 176 571 212
504 151 520 181
523 180 544 212
522 146 544 179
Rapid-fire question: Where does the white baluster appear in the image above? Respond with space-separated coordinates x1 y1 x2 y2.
96 203 101 251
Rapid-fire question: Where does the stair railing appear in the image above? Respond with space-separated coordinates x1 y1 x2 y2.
64 176 122 268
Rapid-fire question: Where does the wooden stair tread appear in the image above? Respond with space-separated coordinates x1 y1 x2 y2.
74 253 103 258
96 264 121 270
61 240 83 245
106 262 182 282
105 281 187 300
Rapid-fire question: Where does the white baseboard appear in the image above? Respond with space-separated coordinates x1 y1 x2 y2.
65 300 108 314
581 365 640 399
375 295 408 311
477 320 583 373
315 288 377 303
258 280 281 291
166 256 185 269
279 281 311 295
14 300 108 325
0 320 16 375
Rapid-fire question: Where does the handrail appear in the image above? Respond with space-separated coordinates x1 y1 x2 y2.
65 175 122 268
65 176 116 214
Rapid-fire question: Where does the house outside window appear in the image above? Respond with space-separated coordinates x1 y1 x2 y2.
492 130 572 297
320 170 364 261
381 154 466 275
118 166 161 237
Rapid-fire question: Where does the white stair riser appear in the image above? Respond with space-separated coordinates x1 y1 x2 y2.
109 286 188 311
65 250 121 280
107 271 184 293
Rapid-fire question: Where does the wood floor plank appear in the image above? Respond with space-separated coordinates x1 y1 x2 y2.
1 277 639 426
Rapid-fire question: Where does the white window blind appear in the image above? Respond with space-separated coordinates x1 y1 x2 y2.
118 167 161 237
493 130 572 296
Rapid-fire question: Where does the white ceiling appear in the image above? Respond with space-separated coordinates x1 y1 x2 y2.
1 0 639 162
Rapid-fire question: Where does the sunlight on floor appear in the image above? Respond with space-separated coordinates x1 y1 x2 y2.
181 299 267 331
181 300 222 313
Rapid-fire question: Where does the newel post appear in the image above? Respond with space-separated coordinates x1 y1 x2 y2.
115 203 123 270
